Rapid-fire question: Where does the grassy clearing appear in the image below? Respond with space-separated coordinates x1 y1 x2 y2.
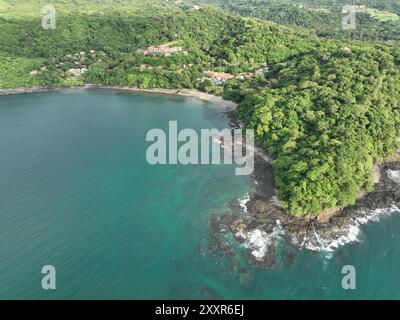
361 8 400 22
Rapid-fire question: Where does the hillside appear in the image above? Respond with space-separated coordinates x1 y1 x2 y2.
191 0 400 44
1 0 400 215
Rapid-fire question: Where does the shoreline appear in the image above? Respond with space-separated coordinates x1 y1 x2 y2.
211 153 400 267
3 84 400 266
215 113 400 267
0 84 238 111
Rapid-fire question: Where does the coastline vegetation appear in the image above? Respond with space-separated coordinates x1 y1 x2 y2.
1 0 400 215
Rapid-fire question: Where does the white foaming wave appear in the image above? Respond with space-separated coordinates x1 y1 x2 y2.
238 192 250 213
235 220 284 261
388 169 400 184
244 229 272 261
301 205 400 252
355 205 400 225
274 219 285 236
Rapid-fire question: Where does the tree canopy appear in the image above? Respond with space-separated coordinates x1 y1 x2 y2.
1 0 400 216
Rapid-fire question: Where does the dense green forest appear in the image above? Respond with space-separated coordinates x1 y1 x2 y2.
1 0 400 216
191 0 400 43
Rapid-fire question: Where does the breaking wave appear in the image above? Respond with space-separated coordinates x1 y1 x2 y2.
238 192 250 213
235 220 284 261
388 169 400 184
301 205 400 253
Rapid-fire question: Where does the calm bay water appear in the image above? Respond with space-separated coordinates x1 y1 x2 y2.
1 89 400 299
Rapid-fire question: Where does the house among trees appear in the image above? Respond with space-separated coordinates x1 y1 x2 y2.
142 41 184 56
66 68 87 77
234 74 246 80
255 66 269 74
203 71 234 85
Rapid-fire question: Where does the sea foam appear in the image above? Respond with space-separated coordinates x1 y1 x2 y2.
299 168 400 252
301 205 400 252
238 192 250 213
235 220 284 261
236 168 400 259
388 169 400 184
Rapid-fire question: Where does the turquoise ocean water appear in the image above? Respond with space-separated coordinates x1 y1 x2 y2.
1 90 400 299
